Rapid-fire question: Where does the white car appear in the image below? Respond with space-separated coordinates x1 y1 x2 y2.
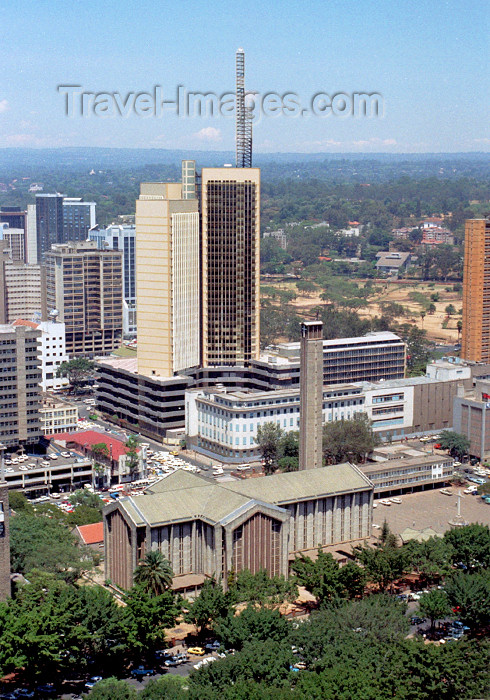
61 452 71 458
390 497 402 504
380 499 392 506
49 454 58 460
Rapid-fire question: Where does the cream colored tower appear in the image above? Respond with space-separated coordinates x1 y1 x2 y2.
136 178 200 378
201 167 260 366
462 218 490 362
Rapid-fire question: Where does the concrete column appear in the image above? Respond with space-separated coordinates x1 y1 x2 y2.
299 321 324 470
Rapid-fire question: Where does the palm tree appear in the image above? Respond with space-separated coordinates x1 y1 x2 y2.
134 550 174 596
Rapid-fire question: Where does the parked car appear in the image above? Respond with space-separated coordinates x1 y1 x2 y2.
410 616 425 625
36 684 58 697
188 646 205 656
130 666 156 679
204 640 221 652
84 677 103 691
164 657 179 667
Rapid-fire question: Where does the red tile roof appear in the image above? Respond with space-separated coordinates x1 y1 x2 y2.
48 430 137 460
76 521 103 545
12 319 39 329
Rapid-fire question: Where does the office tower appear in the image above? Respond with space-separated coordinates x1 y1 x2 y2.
299 321 324 470
0 207 26 231
45 241 123 357
0 224 26 262
62 197 96 240
13 318 69 392
0 240 46 324
89 224 136 337
201 167 260 366
0 324 42 448
35 193 64 261
182 160 197 200
235 48 252 168
462 217 490 362
26 204 38 264
136 172 200 377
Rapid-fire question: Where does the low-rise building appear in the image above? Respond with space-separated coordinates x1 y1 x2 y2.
50 430 147 485
40 396 78 435
361 454 454 495
375 251 411 276
104 464 374 592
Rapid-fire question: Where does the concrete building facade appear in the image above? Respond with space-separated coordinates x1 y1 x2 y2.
462 217 490 362
201 167 260 367
299 321 324 470
45 241 123 357
35 193 64 262
0 324 42 448
104 465 373 593
135 180 200 377
13 319 68 391
40 397 78 434
89 224 137 337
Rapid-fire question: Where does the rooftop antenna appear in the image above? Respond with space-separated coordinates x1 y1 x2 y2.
236 48 252 168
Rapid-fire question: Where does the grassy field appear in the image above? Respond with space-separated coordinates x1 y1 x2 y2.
112 344 137 358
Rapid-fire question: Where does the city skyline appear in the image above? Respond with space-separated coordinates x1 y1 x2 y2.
1 0 488 154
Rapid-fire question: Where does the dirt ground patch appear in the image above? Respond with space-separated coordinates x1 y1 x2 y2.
262 279 462 344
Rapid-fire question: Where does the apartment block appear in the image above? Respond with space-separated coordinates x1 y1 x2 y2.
136 177 200 377
35 193 64 261
45 241 123 357
201 167 260 367
0 324 42 448
462 218 490 362
0 223 26 262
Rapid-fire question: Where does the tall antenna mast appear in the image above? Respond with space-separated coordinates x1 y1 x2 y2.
236 48 252 168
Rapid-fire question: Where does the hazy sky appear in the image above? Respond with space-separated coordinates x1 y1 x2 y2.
1 0 488 153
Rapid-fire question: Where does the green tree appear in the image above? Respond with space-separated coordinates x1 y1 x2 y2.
255 422 284 475
85 678 137 699
403 536 454 585
66 504 103 527
291 549 344 606
69 488 104 512
438 430 470 460
123 585 182 655
8 490 34 514
418 589 450 630
444 523 490 570
231 569 298 607
133 550 174 596
184 578 229 634
56 357 95 390
353 541 408 592
323 414 378 464
91 442 109 489
125 435 140 481
296 279 316 296
444 570 490 629
214 604 291 651
445 303 456 315
10 511 96 581
139 675 187 700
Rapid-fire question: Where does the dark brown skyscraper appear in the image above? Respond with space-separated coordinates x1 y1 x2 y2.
299 321 324 471
201 167 260 367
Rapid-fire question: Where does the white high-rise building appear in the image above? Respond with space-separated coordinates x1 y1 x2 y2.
13 318 69 392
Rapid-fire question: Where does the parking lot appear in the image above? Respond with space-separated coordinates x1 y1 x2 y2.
373 485 490 536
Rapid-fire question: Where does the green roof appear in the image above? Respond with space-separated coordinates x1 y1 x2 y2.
110 464 372 528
